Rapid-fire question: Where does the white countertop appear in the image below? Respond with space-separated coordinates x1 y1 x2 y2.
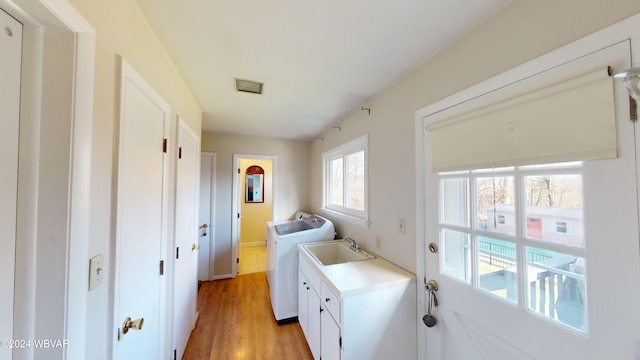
299 242 416 298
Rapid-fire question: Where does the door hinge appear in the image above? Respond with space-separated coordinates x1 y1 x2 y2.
159 260 164 275
237 257 239 264
238 168 241 174
163 138 168 153
237 213 240 219
174 349 177 360
178 147 182 159
176 247 180 259
339 336 342 348
630 97 638 122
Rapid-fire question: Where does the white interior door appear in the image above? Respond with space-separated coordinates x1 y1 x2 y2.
421 40 640 359
0 8 21 359
198 153 215 281
113 58 170 359
173 117 200 359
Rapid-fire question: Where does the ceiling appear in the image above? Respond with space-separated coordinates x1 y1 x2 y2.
134 0 509 140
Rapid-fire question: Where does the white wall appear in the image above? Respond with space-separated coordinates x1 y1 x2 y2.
65 0 202 357
309 0 640 273
201 132 310 276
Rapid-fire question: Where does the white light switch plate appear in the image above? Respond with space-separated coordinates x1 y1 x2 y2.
89 254 104 291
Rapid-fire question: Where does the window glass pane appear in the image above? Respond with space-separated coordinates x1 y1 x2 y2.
524 174 583 248
442 229 470 283
329 158 343 206
478 237 517 303
441 178 469 227
526 246 586 333
476 175 515 235
346 151 365 210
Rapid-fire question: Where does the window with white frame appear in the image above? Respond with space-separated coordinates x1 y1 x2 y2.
322 134 368 225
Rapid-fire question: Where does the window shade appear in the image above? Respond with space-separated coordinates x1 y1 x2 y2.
427 67 616 172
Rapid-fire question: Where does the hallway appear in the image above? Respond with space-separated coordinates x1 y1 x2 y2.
183 272 312 359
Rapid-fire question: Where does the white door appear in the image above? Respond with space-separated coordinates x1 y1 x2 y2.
0 8 21 360
173 117 200 359
421 41 640 359
198 153 216 281
113 58 170 359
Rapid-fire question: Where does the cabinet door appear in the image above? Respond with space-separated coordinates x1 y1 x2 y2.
321 306 341 360
308 289 321 360
298 270 309 337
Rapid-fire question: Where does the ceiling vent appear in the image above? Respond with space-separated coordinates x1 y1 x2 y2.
234 78 264 95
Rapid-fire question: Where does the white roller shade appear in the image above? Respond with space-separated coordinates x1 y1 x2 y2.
427 67 616 172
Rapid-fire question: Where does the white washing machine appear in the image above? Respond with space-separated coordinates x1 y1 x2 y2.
266 214 335 323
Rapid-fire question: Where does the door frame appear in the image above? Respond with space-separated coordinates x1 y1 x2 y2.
112 56 171 359
414 13 640 360
231 154 277 276
172 115 201 358
200 152 217 280
1 0 95 358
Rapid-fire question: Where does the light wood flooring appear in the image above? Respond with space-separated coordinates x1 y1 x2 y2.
183 272 313 360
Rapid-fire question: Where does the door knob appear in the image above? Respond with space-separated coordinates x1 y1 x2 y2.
122 317 144 335
192 243 200 251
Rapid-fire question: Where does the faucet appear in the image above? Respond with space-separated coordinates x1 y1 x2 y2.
343 236 360 252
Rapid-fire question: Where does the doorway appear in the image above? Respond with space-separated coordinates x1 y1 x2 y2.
231 155 277 276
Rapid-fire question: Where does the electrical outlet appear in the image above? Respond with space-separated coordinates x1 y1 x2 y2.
398 218 406 235
376 236 382 250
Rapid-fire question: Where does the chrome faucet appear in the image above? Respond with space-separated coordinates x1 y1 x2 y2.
343 236 360 252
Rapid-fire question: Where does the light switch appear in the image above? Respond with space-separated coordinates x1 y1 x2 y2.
89 254 104 291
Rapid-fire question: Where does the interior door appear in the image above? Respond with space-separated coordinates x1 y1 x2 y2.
198 153 215 281
173 117 200 359
0 8 21 359
422 42 640 359
113 58 170 359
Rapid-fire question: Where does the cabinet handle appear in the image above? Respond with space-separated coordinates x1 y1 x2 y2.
325 298 330 302
303 282 307 285
306 287 310 290
320 308 324 313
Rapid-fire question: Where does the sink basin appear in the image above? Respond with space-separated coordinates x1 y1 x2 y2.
304 241 376 266
274 221 313 235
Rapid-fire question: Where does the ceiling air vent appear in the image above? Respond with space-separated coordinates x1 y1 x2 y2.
234 78 264 95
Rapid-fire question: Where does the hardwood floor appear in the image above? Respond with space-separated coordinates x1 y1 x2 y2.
183 272 313 360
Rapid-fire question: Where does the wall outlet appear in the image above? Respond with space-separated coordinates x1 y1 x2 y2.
398 218 406 235
376 236 382 250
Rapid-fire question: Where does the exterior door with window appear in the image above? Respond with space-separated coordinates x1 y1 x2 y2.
420 38 640 359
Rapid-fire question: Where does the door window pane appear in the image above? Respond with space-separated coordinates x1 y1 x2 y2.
526 246 586 332
478 237 517 303
524 174 583 248
441 178 469 227
476 175 515 235
442 229 470 283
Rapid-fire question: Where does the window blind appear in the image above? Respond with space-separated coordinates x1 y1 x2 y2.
427 67 616 172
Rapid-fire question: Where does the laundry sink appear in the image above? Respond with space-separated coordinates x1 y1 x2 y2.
303 241 376 266
274 221 313 235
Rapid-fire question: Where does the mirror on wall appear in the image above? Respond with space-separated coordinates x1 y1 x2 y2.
245 165 264 203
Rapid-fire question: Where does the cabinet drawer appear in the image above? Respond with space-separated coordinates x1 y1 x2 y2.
321 281 341 324
299 253 321 292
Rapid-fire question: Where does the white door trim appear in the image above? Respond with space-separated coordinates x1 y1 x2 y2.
1 1 95 359
112 56 171 359
231 154 277 277
415 12 640 360
200 152 217 280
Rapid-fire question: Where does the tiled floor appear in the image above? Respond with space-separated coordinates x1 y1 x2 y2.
239 245 267 274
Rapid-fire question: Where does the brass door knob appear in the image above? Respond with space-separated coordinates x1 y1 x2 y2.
122 317 144 335
192 243 200 251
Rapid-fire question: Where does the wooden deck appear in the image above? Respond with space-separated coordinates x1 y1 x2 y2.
183 272 313 360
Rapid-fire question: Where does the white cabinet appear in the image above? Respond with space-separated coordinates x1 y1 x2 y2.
298 269 321 359
298 249 417 360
